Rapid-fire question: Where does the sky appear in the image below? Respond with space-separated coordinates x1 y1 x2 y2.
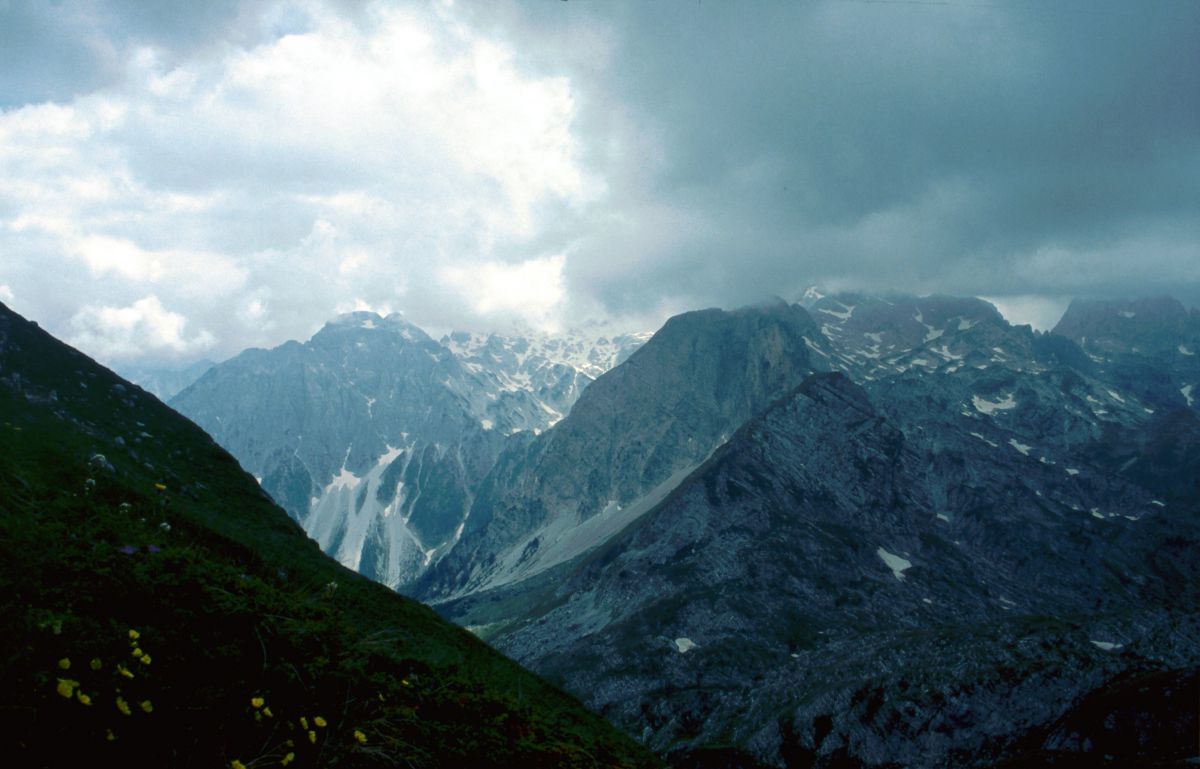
1 0 1197 369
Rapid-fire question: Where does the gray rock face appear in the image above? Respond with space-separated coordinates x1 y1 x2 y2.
119 359 215 400
416 302 826 600
480 371 1198 767
1053 296 1200 412
169 311 646 589
426 292 1199 768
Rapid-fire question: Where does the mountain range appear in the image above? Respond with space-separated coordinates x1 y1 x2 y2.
165 291 1200 767
0 300 659 768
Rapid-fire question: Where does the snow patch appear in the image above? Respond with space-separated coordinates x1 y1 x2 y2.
1182 384 1194 407
1105 389 1125 404
877 547 912 580
1179 344 1195 356
973 394 1017 414
1008 439 1032 456
957 318 977 331
1118 310 1135 318
818 304 854 320
1065 468 1080 476
1090 640 1123 651
969 432 998 448
674 637 697 653
326 466 360 491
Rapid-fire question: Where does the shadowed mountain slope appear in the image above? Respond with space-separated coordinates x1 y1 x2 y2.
0 302 661 769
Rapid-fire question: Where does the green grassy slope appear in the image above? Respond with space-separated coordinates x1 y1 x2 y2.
0 303 661 769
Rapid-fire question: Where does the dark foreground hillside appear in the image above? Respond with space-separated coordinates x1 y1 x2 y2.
0 301 661 769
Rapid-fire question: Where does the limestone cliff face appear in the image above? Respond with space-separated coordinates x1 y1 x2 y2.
416 302 827 600
170 311 642 589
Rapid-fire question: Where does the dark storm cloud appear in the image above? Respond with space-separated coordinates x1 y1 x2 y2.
2 0 1196 366
473 0 1200 317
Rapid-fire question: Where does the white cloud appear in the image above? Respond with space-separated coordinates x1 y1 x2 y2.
982 295 1070 331
0 0 595 364
0 284 14 304
441 254 566 327
67 295 215 364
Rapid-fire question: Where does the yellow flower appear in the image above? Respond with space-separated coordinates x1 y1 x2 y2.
105 729 116 742
116 696 132 716
90 658 102 671
281 753 295 767
140 700 153 713
154 483 167 492
56 678 78 698
262 706 273 718
299 716 308 730
251 696 264 709
254 712 263 722
354 730 367 745
117 664 134 679
128 629 140 640
131 647 143 658
401 678 411 687
139 654 151 665
313 716 326 728
307 730 317 744
57 658 71 670
230 761 247 769
76 691 92 706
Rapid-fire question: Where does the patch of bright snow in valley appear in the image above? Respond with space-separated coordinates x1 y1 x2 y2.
1065 468 1080 476
1179 344 1195 356
877 547 912 580
931 345 963 360
674 637 697 653
1151 500 1165 507
1106 389 1125 403
326 466 360 491
1008 439 1032 455
973 394 1016 414
969 432 999 448
1182 384 1194 406
480 419 494 430
957 318 977 331
936 513 951 523
1118 310 1136 318
818 304 854 320
1090 640 1122 651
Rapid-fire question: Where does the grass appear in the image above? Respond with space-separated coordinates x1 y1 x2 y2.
0 304 661 769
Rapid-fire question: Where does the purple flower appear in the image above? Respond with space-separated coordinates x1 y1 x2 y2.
147 545 162 554
118 545 138 555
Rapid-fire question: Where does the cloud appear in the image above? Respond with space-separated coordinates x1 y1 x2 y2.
2 0 1198 365
68 295 215 363
441 254 566 328
0 0 595 363
471 0 1200 315
0 285 14 305
980 295 1071 332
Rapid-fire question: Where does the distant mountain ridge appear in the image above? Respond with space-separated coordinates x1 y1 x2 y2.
119 358 215 400
423 291 1200 767
0 300 661 768
170 312 650 590
166 290 1200 766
